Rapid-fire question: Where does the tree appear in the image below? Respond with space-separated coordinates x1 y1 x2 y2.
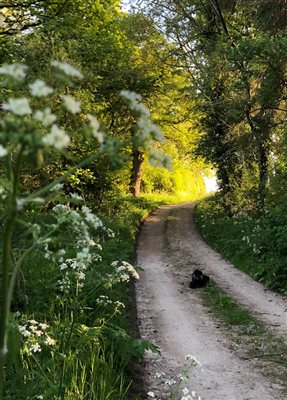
140 0 287 212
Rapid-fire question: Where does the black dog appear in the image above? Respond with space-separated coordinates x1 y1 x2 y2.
189 269 209 288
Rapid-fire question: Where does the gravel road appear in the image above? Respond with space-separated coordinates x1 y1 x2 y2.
136 202 287 400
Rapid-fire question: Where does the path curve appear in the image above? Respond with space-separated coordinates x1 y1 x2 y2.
136 202 287 400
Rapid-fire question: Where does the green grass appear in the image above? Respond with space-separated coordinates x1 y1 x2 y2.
3 192 180 400
195 196 287 293
199 282 287 391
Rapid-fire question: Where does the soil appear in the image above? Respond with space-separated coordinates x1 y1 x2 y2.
135 202 287 400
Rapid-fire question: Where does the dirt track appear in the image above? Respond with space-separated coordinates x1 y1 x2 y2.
135 202 287 400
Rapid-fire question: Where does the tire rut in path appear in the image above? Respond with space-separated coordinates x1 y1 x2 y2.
135 202 286 400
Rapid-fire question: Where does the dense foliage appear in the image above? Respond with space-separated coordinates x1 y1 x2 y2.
2 0 287 398
135 0 287 294
196 196 287 293
0 1 207 399
140 0 287 214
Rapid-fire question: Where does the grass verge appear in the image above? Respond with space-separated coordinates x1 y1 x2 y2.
3 193 180 400
200 281 287 391
195 196 287 294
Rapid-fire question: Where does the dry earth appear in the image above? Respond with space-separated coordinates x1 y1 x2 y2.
135 202 287 400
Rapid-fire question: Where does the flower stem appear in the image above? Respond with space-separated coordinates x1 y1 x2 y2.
0 147 23 398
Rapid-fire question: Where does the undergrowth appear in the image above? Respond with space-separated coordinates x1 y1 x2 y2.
200 282 287 390
3 193 175 399
195 196 287 294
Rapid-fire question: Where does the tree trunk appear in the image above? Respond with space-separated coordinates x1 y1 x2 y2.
257 139 268 210
130 147 144 197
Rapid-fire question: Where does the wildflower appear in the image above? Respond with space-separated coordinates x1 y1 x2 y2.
34 329 44 337
18 325 31 337
182 388 189 395
3 97 32 115
164 379 176 386
44 336 56 346
37 396 44 400
61 94 81 114
120 90 142 103
51 60 83 78
0 14 5 28
123 261 140 279
82 206 103 227
147 392 155 398
29 79 53 97
50 183 64 192
0 145 8 157
0 63 28 81
30 343 41 353
42 124 70 150
154 371 165 379
1 344 8 356
114 301 125 309
28 319 38 325
70 193 84 201
87 114 104 143
185 354 201 366
39 323 49 330
16 198 26 211
34 107 57 125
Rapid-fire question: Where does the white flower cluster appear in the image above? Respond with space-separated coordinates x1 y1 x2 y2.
120 90 171 169
96 296 125 317
81 206 103 229
29 80 53 97
111 260 139 283
0 144 8 157
34 107 57 126
87 114 104 143
0 61 103 153
185 353 201 367
120 90 163 143
51 60 83 79
58 258 87 292
42 124 70 150
61 94 81 114
0 63 28 81
48 205 106 293
3 97 32 115
180 388 201 400
149 354 202 400
18 319 56 355
96 295 113 306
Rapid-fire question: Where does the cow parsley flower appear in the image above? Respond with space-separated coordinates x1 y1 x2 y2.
18 325 32 337
29 79 53 97
120 90 150 116
50 183 64 192
87 114 104 143
0 145 8 157
61 94 81 114
51 60 83 78
185 354 201 366
42 124 70 150
34 107 57 126
30 343 41 353
70 193 84 201
0 14 5 28
0 63 28 81
3 97 32 115
44 336 56 346
120 90 142 103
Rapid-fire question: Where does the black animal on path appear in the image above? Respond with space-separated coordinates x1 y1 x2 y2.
189 269 209 288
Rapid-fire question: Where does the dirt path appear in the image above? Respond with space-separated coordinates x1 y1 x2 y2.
135 202 287 400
